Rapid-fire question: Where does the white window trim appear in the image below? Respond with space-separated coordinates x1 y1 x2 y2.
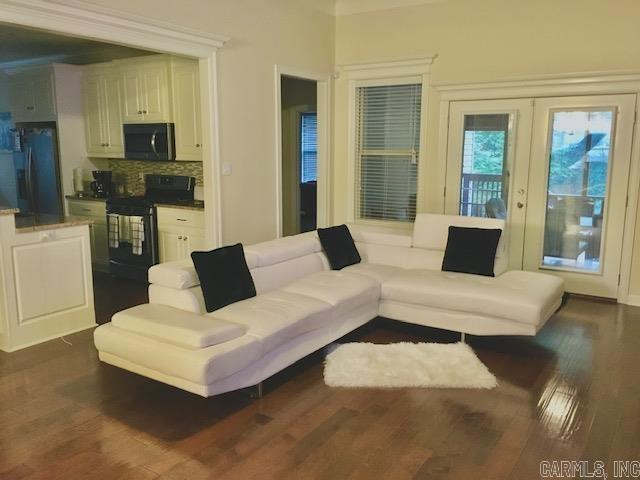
345 57 434 227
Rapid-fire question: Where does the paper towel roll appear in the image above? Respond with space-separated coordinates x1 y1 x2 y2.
73 168 85 193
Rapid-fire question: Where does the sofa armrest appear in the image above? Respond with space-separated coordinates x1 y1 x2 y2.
148 259 200 289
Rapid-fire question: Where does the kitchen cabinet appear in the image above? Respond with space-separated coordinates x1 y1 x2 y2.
157 206 205 263
8 68 56 122
83 65 124 158
171 59 202 161
67 199 109 271
120 60 171 123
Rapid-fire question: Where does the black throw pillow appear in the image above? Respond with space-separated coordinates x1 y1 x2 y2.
191 243 256 313
442 226 502 277
317 224 361 270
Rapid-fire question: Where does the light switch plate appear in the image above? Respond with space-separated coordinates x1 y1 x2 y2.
221 162 232 176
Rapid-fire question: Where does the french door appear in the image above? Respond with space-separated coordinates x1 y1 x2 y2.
523 95 635 298
444 99 533 269
445 94 636 298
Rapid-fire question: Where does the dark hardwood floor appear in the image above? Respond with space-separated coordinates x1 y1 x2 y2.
1 280 639 479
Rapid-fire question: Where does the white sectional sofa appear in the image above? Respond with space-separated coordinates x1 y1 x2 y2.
94 214 564 397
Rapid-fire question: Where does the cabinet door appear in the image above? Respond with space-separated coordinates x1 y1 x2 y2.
83 75 106 155
9 77 35 122
32 74 56 120
102 74 124 156
183 227 206 256
158 225 183 263
120 69 143 123
172 63 202 161
141 64 170 122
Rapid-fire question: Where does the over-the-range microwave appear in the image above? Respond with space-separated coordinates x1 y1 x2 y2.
123 123 176 161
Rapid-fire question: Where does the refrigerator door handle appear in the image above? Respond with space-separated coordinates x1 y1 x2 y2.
25 146 36 214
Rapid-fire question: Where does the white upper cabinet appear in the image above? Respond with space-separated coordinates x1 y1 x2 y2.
83 65 124 158
8 68 57 122
120 59 171 123
81 55 203 161
171 59 202 161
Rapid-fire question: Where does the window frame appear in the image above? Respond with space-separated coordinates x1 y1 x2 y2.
345 59 432 228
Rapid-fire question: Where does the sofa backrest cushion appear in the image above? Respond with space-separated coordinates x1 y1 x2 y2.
244 232 322 268
412 213 506 257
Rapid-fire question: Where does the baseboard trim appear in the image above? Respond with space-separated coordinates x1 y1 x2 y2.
620 294 640 307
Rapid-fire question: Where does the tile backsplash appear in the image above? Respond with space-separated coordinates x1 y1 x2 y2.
107 159 203 195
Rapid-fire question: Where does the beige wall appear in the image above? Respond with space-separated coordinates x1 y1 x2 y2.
334 0 640 296
83 0 334 245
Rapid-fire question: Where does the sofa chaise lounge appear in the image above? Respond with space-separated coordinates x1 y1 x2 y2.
94 214 564 397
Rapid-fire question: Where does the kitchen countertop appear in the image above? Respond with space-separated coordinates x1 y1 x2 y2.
0 207 19 216
155 201 205 211
66 195 205 210
14 214 93 233
65 194 108 202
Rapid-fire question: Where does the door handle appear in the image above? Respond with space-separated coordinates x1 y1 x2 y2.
517 202 525 209
150 130 158 158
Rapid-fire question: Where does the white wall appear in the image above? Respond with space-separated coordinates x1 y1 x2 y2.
82 0 335 245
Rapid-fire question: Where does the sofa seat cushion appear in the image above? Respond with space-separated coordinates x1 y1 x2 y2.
111 304 246 349
382 269 564 326
282 270 380 317
211 290 332 353
343 263 405 283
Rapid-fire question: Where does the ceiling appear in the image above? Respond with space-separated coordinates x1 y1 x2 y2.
0 23 152 68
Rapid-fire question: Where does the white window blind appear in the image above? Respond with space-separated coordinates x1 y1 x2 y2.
355 83 422 222
300 112 317 183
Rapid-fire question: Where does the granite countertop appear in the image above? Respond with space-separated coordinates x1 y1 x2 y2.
0 207 19 216
65 194 108 202
155 200 205 211
14 214 93 233
66 195 205 210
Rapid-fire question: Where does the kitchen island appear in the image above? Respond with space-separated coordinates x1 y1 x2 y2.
0 207 96 352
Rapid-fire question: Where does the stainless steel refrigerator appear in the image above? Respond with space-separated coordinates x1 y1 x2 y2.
14 122 63 217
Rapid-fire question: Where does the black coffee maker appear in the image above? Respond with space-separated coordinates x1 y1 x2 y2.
90 170 113 198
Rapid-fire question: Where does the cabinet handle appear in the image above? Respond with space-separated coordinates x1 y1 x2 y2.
176 218 187 222
178 236 183 240
26 106 34 110
137 110 143 114
195 144 201 148
143 110 148 114
183 236 188 241
105 143 110 147
82 208 91 212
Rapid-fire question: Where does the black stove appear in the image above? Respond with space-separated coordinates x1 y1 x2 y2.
106 174 196 282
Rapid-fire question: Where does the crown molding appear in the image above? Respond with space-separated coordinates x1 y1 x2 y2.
335 0 446 16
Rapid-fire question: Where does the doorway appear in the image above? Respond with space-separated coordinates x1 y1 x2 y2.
280 75 318 236
445 94 636 298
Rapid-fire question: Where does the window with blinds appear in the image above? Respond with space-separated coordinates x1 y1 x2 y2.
300 112 317 183
355 83 422 222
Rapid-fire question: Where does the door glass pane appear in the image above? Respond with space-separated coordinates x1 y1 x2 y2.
459 114 510 218
542 109 614 273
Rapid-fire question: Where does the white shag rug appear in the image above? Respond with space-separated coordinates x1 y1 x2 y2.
324 342 497 389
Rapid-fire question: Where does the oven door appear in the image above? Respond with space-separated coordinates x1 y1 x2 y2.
106 206 158 281
123 123 175 161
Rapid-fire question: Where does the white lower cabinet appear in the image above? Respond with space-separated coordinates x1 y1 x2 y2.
67 199 109 271
157 207 205 263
